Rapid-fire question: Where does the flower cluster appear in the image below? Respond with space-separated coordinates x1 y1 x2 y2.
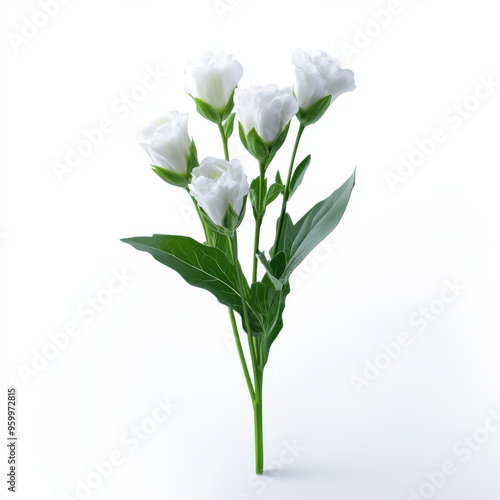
124 49 356 476
136 49 355 230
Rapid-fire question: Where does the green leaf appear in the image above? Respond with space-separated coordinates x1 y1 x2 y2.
249 278 290 368
151 166 188 188
297 94 332 127
256 251 285 290
121 234 246 311
289 154 311 198
213 232 232 259
192 96 221 124
277 169 356 282
260 283 290 368
275 170 283 185
265 183 284 207
223 113 236 139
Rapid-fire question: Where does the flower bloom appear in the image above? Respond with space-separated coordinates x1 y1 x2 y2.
184 51 243 112
189 157 249 227
292 49 356 111
234 84 298 145
137 111 191 176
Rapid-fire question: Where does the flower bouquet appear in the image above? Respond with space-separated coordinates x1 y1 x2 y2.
122 49 356 474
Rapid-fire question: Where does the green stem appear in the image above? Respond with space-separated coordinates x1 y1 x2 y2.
218 123 229 161
186 188 213 246
272 124 305 255
228 308 255 400
220 119 263 474
186 187 253 399
230 233 259 374
254 378 263 475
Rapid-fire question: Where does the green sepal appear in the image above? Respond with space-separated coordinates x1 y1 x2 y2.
221 89 235 121
246 127 270 162
264 121 291 169
223 113 236 139
249 177 263 219
297 94 332 127
187 140 199 177
189 95 222 124
221 204 240 233
151 165 188 188
199 196 248 236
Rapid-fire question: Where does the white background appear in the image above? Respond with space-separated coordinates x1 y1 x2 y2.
2 0 500 499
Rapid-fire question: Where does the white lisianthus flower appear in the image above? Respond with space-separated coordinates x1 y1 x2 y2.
184 51 243 112
189 157 249 227
292 49 356 111
234 84 298 145
137 111 191 176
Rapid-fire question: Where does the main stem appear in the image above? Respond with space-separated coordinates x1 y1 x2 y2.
272 123 305 255
230 233 264 474
252 160 267 283
228 308 255 400
253 371 263 474
220 119 263 474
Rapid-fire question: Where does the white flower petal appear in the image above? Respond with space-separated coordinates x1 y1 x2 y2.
184 51 243 112
136 111 191 175
292 48 356 111
189 157 249 226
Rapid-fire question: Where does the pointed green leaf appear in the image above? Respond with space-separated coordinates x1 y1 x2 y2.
275 170 283 185
121 234 246 310
265 183 284 207
249 278 290 368
289 154 311 198
256 251 283 290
